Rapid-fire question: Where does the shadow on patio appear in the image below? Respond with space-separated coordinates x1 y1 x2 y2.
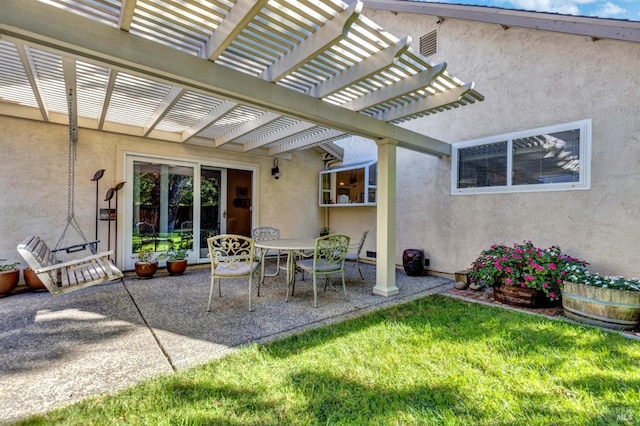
0 261 453 423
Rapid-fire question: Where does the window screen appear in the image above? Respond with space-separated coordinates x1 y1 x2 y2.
452 120 591 194
458 141 508 188
512 130 580 185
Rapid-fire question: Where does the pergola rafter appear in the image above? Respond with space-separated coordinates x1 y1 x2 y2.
0 0 483 159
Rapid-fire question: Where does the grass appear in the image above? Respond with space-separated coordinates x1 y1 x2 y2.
16 295 640 425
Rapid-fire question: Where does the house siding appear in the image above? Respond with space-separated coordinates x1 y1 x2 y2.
348 9 640 277
0 116 323 272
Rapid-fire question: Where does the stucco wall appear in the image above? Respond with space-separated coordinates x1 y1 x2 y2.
349 9 640 277
0 116 323 273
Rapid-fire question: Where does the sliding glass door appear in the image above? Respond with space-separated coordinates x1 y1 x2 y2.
131 160 195 259
199 166 226 258
125 155 255 268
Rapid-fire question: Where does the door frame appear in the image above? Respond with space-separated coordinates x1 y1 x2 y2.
122 152 257 270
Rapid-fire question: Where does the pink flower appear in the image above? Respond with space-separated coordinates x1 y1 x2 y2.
542 283 548 288
549 292 556 299
506 278 513 285
506 267 513 274
548 263 557 270
524 275 534 282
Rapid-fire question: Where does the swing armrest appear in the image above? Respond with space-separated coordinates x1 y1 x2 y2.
35 250 115 273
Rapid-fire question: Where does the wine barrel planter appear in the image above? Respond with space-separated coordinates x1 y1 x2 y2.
493 283 553 308
562 281 640 331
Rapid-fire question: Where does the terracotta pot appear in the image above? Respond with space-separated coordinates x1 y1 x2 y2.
134 261 158 279
24 268 47 291
166 259 188 276
0 269 20 296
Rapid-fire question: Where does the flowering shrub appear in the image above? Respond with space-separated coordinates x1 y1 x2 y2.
468 241 587 301
564 264 640 292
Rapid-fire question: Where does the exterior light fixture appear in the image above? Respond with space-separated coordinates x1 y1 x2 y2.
271 158 280 179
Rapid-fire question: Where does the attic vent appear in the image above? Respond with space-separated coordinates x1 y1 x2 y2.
419 30 438 57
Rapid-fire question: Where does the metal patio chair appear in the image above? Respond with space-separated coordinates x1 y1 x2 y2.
296 234 350 308
346 230 369 280
251 226 282 283
207 234 260 312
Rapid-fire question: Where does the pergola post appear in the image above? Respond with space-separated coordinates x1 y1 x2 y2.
373 138 400 297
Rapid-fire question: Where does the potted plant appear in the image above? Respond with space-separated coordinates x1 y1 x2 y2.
131 247 164 279
468 241 586 307
562 264 640 330
319 226 330 237
0 259 20 296
165 246 188 276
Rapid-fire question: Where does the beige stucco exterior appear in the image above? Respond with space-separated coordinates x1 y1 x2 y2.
338 9 640 278
1 9 639 283
0 116 323 272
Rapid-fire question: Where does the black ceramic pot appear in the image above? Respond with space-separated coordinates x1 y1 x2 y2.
403 249 425 276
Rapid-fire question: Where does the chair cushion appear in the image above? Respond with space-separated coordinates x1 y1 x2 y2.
214 261 259 277
344 253 359 261
297 259 341 273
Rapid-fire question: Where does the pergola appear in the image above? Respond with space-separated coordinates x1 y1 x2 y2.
0 0 483 295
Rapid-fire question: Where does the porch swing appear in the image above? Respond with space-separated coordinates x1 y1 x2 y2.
17 87 124 297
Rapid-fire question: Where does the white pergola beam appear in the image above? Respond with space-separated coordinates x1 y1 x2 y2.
243 120 317 152
119 0 137 32
143 87 185 137
1 0 451 157
203 0 269 61
260 0 363 82
99 69 117 129
268 129 345 155
378 82 474 122
313 35 411 98
341 62 446 111
182 100 238 141
15 42 49 122
215 111 280 147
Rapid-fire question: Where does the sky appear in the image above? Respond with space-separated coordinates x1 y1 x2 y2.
421 0 640 21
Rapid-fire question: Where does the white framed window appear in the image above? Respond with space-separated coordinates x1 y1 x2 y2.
451 119 591 195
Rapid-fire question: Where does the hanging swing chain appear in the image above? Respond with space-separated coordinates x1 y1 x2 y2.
54 87 91 251
67 92 76 223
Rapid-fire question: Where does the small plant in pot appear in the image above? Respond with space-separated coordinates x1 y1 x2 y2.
131 247 164 279
319 226 330 237
0 259 21 296
165 246 188 276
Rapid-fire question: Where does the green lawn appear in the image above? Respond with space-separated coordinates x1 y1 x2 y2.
17 296 640 425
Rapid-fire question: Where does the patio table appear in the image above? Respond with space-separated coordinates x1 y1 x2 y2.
255 238 316 299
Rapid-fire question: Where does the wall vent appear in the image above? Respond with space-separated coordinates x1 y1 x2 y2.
419 29 438 57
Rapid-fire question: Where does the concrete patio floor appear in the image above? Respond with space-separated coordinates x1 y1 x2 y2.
0 262 453 424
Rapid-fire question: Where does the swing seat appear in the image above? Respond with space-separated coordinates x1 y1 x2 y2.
17 236 124 297
52 240 100 254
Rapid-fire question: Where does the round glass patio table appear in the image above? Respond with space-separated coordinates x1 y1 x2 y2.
255 239 316 299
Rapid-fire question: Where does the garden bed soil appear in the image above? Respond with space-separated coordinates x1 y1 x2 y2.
445 286 640 339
